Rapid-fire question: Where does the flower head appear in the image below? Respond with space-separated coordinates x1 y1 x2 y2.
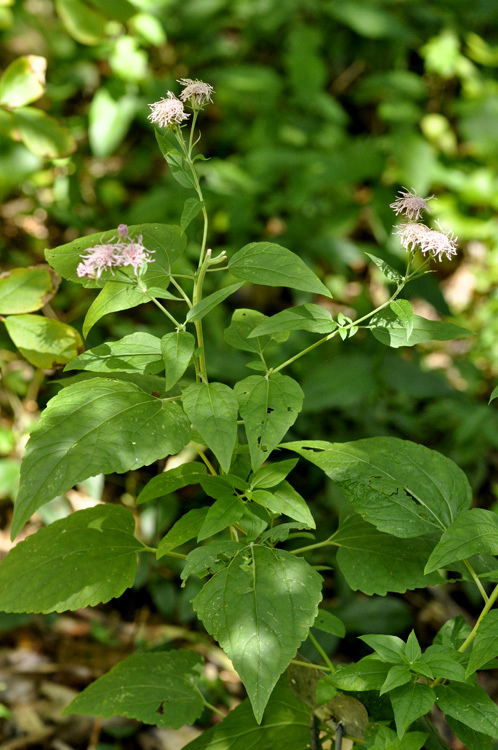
119 236 155 274
390 187 435 221
76 230 155 280
394 221 457 261
178 78 214 107
148 91 190 128
76 243 120 279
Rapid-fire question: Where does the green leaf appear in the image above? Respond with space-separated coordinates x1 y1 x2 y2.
418 645 467 682
390 299 414 339
446 716 493 750
313 609 345 638
4 314 82 368
259 522 312 544
89 88 137 158
87 0 136 22
0 505 143 613
405 630 421 663
11 380 191 537
181 197 204 232
55 0 106 44
65 332 163 375
186 282 244 323
252 481 315 527
182 680 311 749
370 308 473 348
466 610 498 676
0 267 57 314
331 656 390 691
45 223 186 286
156 508 209 558
224 308 289 355
250 304 337 337
0 55 46 107
198 494 245 541
154 131 196 189
181 541 243 582
235 374 304 471
283 437 472 538
434 683 498 737
425 509 498 573
333 514 442 595
369 727 428 750
12 107 76 159
229 242 332 297
380 664 412 695
65 650 204 728
365 252 403 283
161 330 195 390
489 384 498 404
182 383 238 473
250 459 299 489
137 462 208 505
360 634 406 663
390 682 435 738
193 544 322 722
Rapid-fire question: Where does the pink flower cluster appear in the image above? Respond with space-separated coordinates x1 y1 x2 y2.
76 225 154 279
391 188 457 262
147 78 214 130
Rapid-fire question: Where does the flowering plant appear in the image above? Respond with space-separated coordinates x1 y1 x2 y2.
1 79 497 750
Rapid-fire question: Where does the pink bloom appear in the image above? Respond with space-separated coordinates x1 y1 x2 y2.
394 221 458 261
120 236 155 274
148 92 190 128
77 243 120 278
390 188 435 221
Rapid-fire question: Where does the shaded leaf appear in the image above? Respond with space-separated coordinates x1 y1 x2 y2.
229 242 331 297
250 303 337 337
13 107 76 158
250 459 299 489
313 610 345 638
161 330 195 390
186 282 244 323
365 252 403 283
181 541 243 582
331 656 390 691
65 332 163 375
251 480 315 527
11 380 191 537
65 650 204 728
224 308 289 355
0 505 143 613
425 508 498 573
138 463 207 505
181 197 204 232
466 610 498 676
157 508 209 558
370 308 472 348
390 682 435 738
182 383 238 473
435 683 498 737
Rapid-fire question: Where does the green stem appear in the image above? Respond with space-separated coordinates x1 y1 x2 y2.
458 583 498 654
463 559 489 602
291 536 336 555
308 631 335 672
193 685 227 719
289 659 331 672
169 275 193 308
133 276 182 328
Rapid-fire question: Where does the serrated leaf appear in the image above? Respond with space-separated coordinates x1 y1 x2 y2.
250 459 299 489
65 650 203 727
259 522 311 544
161 330 195 390
198 494 245 541
249 303 337 337
229 241 331 297
313 609 345 638
0 267 57 314
370 308 473 348
13 107 76 159
283 437 471 538
331 656 390 691
390 299 414 339
466 610 498 676
224 308 288 355
333 514 442 595
4 314 82 368
193 544 322 722
157 508 209 558
0 505 143 613
235 374 304 471
138 462 207 505
251 480 314 527
435 683 498 737
183 680 311 749
181 541 243 582
45 223 186 286
186 282 244 323
0 55 46 107
425 509 498 573
390 682 435 738
365 252 403 283
181 197 204 232
182 383 238 473
11 380 191 538
65 332 163 375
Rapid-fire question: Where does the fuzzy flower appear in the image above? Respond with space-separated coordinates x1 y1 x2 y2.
119 236 155 274
390 188 435 221
148 91 190 128
76 244 120 279
178 78 214 107
395 221 457 261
